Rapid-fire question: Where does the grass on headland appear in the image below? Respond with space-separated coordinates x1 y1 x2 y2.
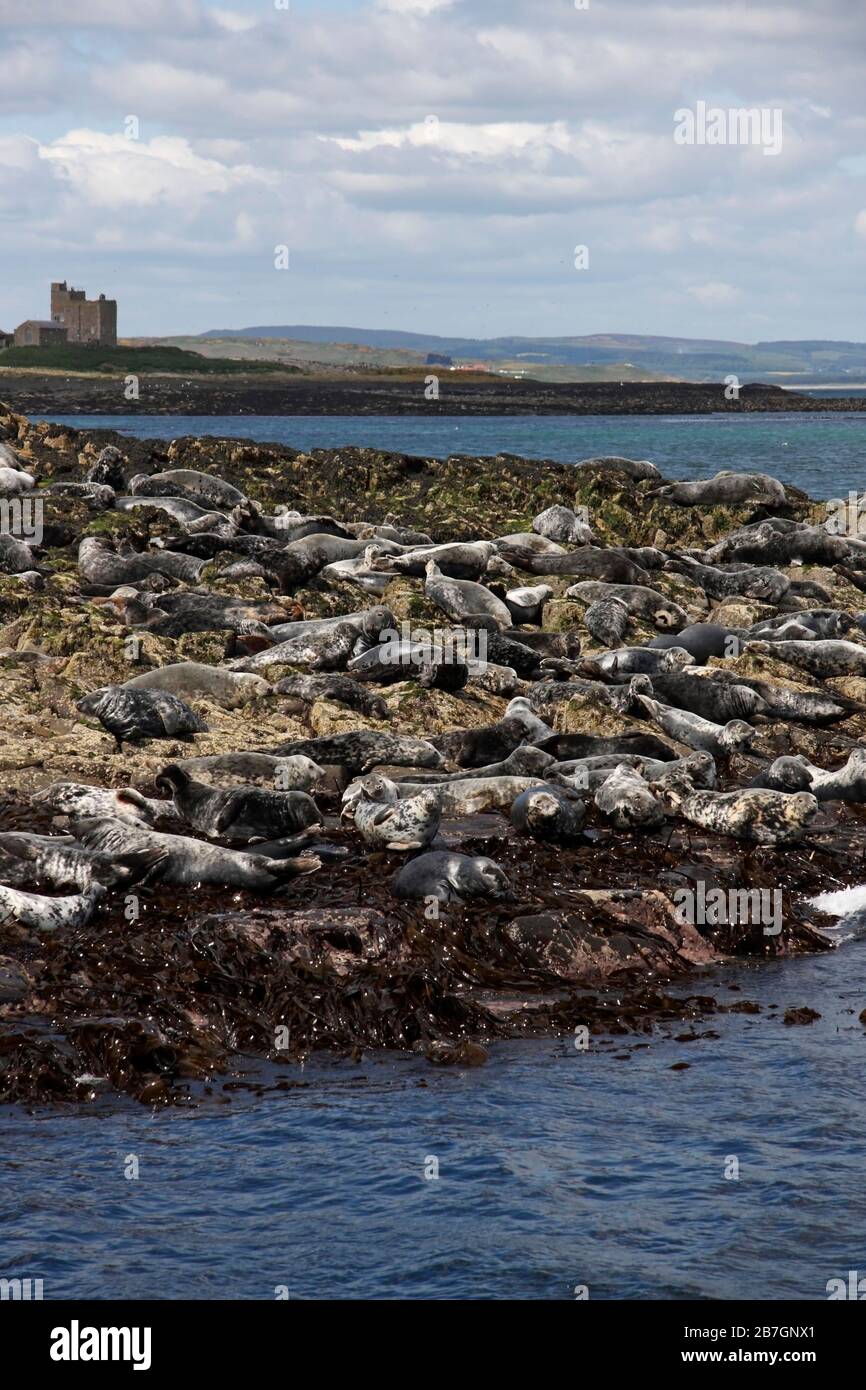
0 344 298 375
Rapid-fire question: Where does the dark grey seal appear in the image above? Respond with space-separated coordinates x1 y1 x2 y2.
391 851 514 904
76 686 207 752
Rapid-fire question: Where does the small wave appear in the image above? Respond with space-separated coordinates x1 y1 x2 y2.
809 883 866 918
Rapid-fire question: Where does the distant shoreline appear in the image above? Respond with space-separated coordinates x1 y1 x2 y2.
2 372 865 416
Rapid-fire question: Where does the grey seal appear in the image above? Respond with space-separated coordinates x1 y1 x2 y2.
500 545 651 586
504 584 553 626
666 555 790 605
635 693 755 755
648 622 742 665
704 519 848 566
78 536 204 586
130 467 247 510
651 471 786 507
31 781 172 824
593 646 694 677
73 817 321 889
122 663 269 708
350 775 441 850
511 784 586 841
745 639 866 679
659 780 818 845
575 456 661 481
643 672 767 723
424 560 512 627
751 750 866 802
0 831 162 893
155 765 323 843
0 883 105 931
386 541 496 580
274 673 390 720
532 505 594 545
76 686 207 752
171 752 324 790
566 582 688 631
594 765 665 830
391 851 514 903
273 730 443 777
584 596 629 647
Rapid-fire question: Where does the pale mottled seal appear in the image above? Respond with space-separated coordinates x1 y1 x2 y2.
659 782 818 845
594 766 665 831
383 775 546 817
350 774 441 850
532 505 594 545
749 609 856 642
387 541 496 580
391 851 514 903
76 686 207 752
511 784 585 841
172 752 324 790
122 662 269 709
566 582 687 631
745 639 866 680
0 883 105 931
73 818 321 889
0 465 35 497
31 782 169 824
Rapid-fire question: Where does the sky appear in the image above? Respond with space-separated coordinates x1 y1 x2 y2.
1 0 864 341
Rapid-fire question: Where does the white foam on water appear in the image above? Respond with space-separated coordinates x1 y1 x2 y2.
809 883 866 919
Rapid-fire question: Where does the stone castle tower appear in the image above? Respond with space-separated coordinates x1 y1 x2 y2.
50 281 117 348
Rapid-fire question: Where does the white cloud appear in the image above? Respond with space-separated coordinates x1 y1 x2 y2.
37 129 277 210
687 281 742 306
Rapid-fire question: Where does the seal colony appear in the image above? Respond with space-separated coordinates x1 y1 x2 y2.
1 401 864 1104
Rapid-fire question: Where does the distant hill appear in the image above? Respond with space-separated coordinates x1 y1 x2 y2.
197 327 866 383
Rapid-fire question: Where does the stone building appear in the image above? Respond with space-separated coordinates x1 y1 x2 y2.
14 320 69 347
50 281 117 347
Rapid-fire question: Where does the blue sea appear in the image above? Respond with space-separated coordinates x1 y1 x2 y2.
43 408 866 500
4 410 866 1301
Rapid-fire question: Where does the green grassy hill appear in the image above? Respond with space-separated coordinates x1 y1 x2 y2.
0 344 296 375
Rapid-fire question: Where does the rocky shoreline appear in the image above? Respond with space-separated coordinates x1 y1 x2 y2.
2 404 863 1107
0 373 862 417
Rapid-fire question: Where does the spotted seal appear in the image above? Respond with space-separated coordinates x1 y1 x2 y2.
666 555 790 605
642 672 766 723
658 780 818 845
349 774 441 850
130 468 247 510
751 749 866 802
391 851 514 903
424 560 512 627
593 646 694 677
78 536 205 587
172 752 324 790
0 883 105 931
